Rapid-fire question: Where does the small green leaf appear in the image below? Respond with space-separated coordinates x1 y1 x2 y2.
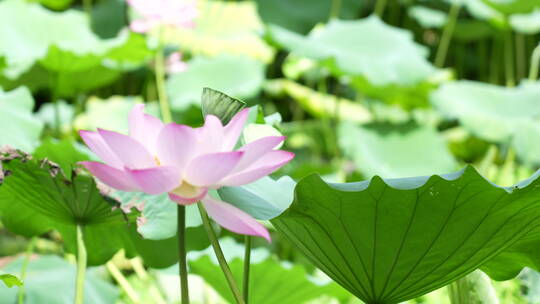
272 166 540 303
0 274 22 288
201 87 246 124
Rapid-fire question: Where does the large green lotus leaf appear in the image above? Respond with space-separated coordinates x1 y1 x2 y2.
0 255 118 304
0 0 126 78
188 238 350 304
482 0 540 15
255 0 366 34
167 55 264 111
268 16 436 87
338 122 458 179
0 87 43 152
272 166 540 304
74 96 160 133
431 80 540 165
0 156 177 267
161 0 273 63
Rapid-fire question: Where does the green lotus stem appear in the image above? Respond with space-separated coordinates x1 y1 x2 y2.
374 0 388 17
17 237 37 304
243 236 251 303
83 0 92 17
504 30 515 87
154 41 173 124
435 2 461 68
154 32 189 303
75 225 87 304
177 204 190 304
197 203 245 304
529 43 540 81
515 33 526 81
329 0 341 20
106 261 140 303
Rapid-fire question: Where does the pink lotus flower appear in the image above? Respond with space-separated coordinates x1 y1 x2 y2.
166 52 188 74
127 0 198 33
79 105 294 240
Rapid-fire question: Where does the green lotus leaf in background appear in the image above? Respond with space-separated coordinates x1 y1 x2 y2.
188 238 350 304
74 96 160 133
272 166 540 303
268 16 436 87
430 80 540 165
0 156 177 268
0 87 43 152
218 176 296 220
0 0 152 96
167 55 265 111
510 9 540 34
0 0 122 78
482 0 540 15
338 122 458 178
109 191 208 253
161 0 274 63
0 255 118 303
409 6 448 29
255 0 366 34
